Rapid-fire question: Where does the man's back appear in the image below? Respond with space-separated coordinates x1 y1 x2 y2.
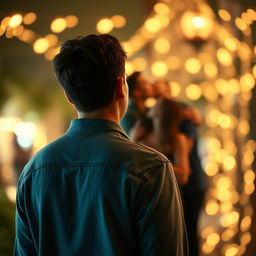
15 118 188 256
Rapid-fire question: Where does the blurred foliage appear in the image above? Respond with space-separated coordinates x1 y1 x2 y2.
0 186 15 256
0 68 54 115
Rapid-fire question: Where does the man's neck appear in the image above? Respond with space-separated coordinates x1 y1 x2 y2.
78 109 119 124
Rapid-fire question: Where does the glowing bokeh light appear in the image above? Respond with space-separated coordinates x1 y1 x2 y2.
151 61 168 77
218 9 231 21
144 18 161 33
186 83 202 100
96 18 114 34
33 38 50 54
65 15 79 28
185 58 202 74
111 15 126 28
169 82 181 97
9 14 23 28
217 48 232 66
23 12 37 25
50 18 67 33
154 38 170 54
131 58 147 71
154 3 170 15
125 61 134 76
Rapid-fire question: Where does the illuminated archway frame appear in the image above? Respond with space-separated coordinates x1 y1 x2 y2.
123 0 255 255
1 0 256 255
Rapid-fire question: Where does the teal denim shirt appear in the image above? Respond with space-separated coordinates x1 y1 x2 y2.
14 118 188 256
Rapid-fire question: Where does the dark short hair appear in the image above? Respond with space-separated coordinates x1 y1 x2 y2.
53 34 126 112
127 71 141 98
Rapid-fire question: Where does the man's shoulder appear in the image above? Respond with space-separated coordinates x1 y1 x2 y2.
20 135 69 176
116 138 170 176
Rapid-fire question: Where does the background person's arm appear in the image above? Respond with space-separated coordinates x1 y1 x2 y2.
173 134 191 184
135 160 188 256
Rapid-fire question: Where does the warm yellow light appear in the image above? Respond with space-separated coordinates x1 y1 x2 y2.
220 201 233 213
144 18 161 33
192 16 205 28
206 109 220 127
228 79 240 94
253 65 256 79
202 242 215 254
223 155 236 170
238 120 250 136
121 42 133 56
201 226 216 239
206 233 220 246
244 183 255 195
9 14 23 28
154 38 170 54
166 56 181 70
51 18 67 33
111 15 126 28
18 29 35 43
243 151 254 166
186 84 202 101
181 11 214 40
220 211 240 227
185 58 201 74
155 15 170 28
125 62 134 76
33 38 50 54
154 3 170 15
205 162 219 176
151 61 168 77
202 85 218 102
5 186 17 203
222 229 235 241
44 46 61 61
218 9 231 21
44 34 58 47
205 200 219 215
12 25 24 37
240 232 251 245
235 17 248 31
240 73 255 91
217 48 232 66
131 58 147 71
240 216 251 232
241 12 252 25
23 12 37 25
1 16 10 29
169 82 181 98
244 170 255 184
238 42 251 60
247 9 256 20
5 29 13 38
0 27 4 37
145 97 157 108
224 37 238 51
218 114 231 129
65 15 79 28
225 246 238 256
204 62 217 78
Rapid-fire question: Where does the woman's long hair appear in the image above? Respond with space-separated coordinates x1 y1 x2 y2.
155 99 183 156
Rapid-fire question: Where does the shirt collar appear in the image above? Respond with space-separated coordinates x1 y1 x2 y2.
66 118 129 139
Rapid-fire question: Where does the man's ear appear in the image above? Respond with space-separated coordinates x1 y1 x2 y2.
64 92 74 104
115 77 125 98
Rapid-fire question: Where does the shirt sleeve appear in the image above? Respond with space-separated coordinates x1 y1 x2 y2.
135 161 188 256
14 179 37 256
